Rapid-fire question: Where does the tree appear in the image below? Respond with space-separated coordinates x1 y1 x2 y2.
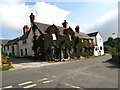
1 52 9 64
104 37 120 53
104 37 116 48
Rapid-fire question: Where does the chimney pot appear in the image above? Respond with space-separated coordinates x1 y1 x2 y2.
62 20 68 29
23 25 29 34
75 25 80 33
29 13 35 23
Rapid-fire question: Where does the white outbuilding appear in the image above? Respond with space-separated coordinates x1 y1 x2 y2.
87 32 104 56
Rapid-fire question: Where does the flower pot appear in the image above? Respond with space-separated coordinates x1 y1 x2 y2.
8 62 12 66
2 64 6 66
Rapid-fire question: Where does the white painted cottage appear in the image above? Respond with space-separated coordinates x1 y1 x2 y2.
87 32 104 56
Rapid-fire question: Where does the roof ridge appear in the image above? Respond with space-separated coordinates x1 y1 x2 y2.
34 22 64 28
87 32 98 35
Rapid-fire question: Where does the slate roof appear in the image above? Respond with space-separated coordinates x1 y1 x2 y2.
87 32 98 37
75 32 92 39
5 22 92 46
34 22 65 35
5 37 19 46
34 22 92 39
0 39 10 45
19 28 31 40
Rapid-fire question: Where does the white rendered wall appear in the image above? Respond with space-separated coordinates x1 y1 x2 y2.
96 33 104 56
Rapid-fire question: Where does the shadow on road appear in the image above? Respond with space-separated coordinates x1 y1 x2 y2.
102 59 120 69
8 57 46 64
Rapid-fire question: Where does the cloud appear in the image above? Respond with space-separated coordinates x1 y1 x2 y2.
32 2 70 26
81 10 118 41
0 1 70 38
1 1 118 41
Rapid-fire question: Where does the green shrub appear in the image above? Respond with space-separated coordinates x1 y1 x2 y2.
1 66 14 71
104 45 117 53
81 52 89 57
70 53 80 59
1 52 9 64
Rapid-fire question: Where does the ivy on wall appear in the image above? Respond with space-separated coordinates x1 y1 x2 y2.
32 24 94 61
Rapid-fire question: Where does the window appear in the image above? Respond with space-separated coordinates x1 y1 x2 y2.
81 39 84 43
21 49 23 56
100 46 102 50
89 40 92 43
22 40 24 44
52 34 57 40
69 35 72 41
99 38 102 42
12 46 14 55
7 46 9 50
24 39 27 44
95 47 98 51
25 48 28 56
22 39 27 44
4 46 6 51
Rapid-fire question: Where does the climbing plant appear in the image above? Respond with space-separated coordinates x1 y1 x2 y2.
32 24 93 61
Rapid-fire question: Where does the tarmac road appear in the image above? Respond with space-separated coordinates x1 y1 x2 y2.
2 54 119 89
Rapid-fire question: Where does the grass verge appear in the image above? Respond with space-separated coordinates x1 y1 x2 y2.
48 54 106 63
0 66 14 71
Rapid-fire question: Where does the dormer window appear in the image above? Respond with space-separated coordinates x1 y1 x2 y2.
52 33 57 40
69 35 72 41
89 40 92 43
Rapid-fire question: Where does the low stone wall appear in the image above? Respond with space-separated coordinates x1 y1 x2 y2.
112 53 120 64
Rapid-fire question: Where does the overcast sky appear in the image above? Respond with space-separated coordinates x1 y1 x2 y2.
0 0 119 41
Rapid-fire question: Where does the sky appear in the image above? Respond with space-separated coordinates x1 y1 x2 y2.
0 0 119 41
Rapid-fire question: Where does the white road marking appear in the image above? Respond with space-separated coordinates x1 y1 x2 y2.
18 81 32 86
64 83 83 90
43 80 53 83
42 78 48 81
23 84 37 88
75 86 80 88
71 85 76 88
38 78 48 82
3 85 12 89
65 83 70 86
52 76 56 77
72 86 80 88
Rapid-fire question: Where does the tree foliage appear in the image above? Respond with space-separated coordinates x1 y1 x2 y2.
1 52 9 64
104 37 120 53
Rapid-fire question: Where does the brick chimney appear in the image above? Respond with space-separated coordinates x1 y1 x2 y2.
62 20 68 29
75 25 80 33
23 25 29 34
29 13 35 23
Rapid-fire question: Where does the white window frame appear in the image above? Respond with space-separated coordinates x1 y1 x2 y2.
89 40 92 43
69 35 72 41
52 33 57 40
